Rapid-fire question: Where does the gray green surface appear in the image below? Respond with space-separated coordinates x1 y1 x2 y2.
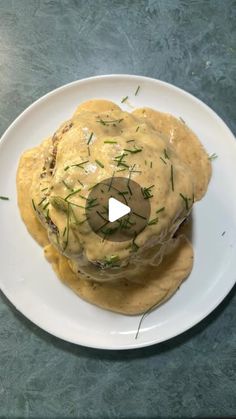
0 1 235 418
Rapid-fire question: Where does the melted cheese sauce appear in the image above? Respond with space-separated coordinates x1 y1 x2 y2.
16 100 211 314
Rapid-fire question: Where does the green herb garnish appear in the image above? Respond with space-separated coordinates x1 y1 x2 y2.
65 188 81 201
78 179 84 187
62 180 73 190
63 202 70 251
64 160 89 171
156 207 165 214
208 153 218 161
147 217 159 225
104 140 117 144
96 118 123 126
136 126 140 132
179 117 186 124
179 193 189 211
116 168 126 172
132 211 147 220
124 147 142 154
86 198 98 210
121 96 128 103
160 157 167 165
96 210 108 222
114 153 129 168
164 149 169 159
135 85 140 96
43 202 49 211
0 196 9 200
141 185 154 199
95 159 105 168
38 197 46 206
32 199 36 211
87 132 93 145
170 165 174 191
103 255 120 267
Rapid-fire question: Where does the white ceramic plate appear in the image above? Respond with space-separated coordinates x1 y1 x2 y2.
0 75 235 350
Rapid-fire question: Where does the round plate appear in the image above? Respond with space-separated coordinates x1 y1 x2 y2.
0 75 235 350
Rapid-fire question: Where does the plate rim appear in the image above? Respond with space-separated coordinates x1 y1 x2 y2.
0 74 235 350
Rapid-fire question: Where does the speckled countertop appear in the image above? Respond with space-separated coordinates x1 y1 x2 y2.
0 1 235 418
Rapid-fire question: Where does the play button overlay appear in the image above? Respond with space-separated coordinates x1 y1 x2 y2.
108 197 130 222
86 176 151 242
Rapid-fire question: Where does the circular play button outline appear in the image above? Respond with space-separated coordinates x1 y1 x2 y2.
86 176 151 242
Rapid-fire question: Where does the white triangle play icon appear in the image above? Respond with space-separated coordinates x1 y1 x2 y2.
108 197 131 223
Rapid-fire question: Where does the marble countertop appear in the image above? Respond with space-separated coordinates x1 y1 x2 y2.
0 1 235 417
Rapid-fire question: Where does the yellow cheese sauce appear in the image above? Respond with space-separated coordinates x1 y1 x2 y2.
16 100 211 315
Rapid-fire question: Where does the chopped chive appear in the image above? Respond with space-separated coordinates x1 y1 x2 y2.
96 211 108 222
208 153 218 161
127 184 133 195
63 227 67 237
41 187 48 192
64 160 89 171
179 193 189 211
96 118 123 126
160 156 167 165
0 196 9 200
147 217 159 225
124 147 142 154
88 183 99 191
121 96 128 103
222 231 226 236
32 199 36 211
38 197 46 206
108 171 115 191
65 188 81 201
62 180 72 190
141 185 154 199
150 161 153 168
129 164 142 174
114 152 129 168
86 198 98 210
135 126 140 132
43 202 49 210
118 191 129 195
156 207 165 214
126 140 135 144
164 149 169 159
104 140 117 144
67 201 85 209
132 211 147 220
78 179 84 187
87 132 93 145
170 165 174 191
179 117 186 124
87 146 91 156
95 159 105 168
63 202 70 251
135 85 140 96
